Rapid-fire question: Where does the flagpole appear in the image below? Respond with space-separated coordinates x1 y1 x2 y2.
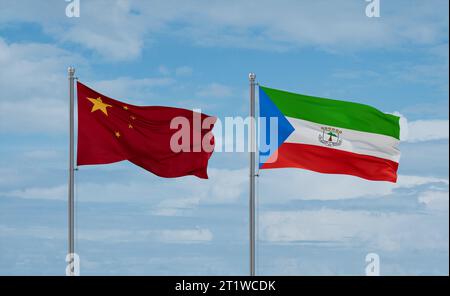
68 66 75 276
249 72 256 276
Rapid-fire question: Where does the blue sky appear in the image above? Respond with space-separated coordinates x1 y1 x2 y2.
0 0 448 275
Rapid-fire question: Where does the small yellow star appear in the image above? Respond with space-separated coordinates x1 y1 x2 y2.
130 115 136 120
123 106 129 110
128 123 133 129
115 131 121 138
87 97 112 116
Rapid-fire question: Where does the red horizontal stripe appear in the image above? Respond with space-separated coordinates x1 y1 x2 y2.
261 143 399 182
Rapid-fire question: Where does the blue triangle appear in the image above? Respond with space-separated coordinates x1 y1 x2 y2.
259 86 295 168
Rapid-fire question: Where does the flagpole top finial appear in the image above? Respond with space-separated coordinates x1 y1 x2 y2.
248 72 256 81
68 67 75 75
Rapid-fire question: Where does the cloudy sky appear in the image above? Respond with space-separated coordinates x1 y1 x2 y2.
0 0 448 275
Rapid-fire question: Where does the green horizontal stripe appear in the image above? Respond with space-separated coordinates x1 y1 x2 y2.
260 86 400 139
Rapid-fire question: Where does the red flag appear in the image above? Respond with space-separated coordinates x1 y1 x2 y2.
76 82 216 179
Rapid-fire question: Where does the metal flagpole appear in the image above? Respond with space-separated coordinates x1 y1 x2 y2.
249 72 256 276
68 66 75 276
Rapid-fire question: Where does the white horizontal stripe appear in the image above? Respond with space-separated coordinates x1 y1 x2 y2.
285 117 400 162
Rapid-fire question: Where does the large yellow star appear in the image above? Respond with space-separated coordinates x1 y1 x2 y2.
87 97 112 116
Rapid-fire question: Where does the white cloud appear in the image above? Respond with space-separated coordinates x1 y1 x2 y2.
175 66 193 77
0 38 82 133
0 38 80 100
418 191 449 211
391 113 448 143
59 1 148 61
401 100 449 119
158 65 170 76
148 167 248 215
392 111 409 141
0 98 67 133
150 197 200 216
22 149 62 161
155 65 193 78
0 225 213 244
4 163 448 210
89 76 174 104
78 228 213 244
1 167 247 207
157 228 213 243
397 175 449 188
0 225 64 240
260 208 449 251
258 170 448 202
143 0 448 52
2 0 447 60
0 1 147 61
0 168 23 187
5 184 67 201
405 119 449 142
197 83 233 98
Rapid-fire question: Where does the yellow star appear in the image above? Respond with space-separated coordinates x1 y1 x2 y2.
130 115 136 120
123 106 129 110
128 123 133 129
115 131 121 138
87 97 112 116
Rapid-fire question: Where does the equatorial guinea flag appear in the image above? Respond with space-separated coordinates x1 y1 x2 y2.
77 82 216 179
259 86 400 182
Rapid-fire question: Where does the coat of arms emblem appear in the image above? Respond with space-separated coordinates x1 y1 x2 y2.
319 127 343 147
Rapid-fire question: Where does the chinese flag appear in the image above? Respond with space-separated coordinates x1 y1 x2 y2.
76 82 216 179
